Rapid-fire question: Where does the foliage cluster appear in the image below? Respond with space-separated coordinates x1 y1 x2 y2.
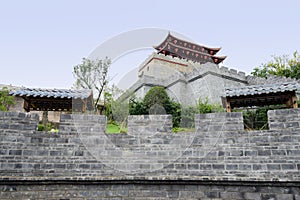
248 51 300 130
0 87 15 111
252 51 300 79
129 87 224 128
37 122 59 132
197 97 224 114
129 86 181 127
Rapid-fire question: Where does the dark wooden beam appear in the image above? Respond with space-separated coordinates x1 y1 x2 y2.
225 91 298 110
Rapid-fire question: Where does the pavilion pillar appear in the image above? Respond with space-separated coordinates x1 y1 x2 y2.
23 99 30 112
82 99 87 113
226 99 231 112
292 94 298 108
286 92 298 109
42 111 48 127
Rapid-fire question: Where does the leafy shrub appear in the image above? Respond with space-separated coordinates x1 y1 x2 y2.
37 122 58 132
129 98 146 115
37 124 45 131
0 87 15 111
197 97 224 114
168 100 181 128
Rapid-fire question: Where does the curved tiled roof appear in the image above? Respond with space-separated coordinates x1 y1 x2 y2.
154 33 226 65
9 88 92 99
225 82 300 97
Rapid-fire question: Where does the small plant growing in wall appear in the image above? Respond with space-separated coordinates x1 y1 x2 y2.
37 122 59 132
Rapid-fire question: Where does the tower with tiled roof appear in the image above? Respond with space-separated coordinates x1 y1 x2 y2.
154 33 226 65
131 32 248 105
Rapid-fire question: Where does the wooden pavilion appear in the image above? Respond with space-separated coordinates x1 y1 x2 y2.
223 82 299 112
10 88 94 112
154 33 226 64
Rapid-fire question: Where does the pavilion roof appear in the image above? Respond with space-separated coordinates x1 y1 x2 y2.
223 81 300 110
10 88 92 99
225 82 300 97
9 88 93 112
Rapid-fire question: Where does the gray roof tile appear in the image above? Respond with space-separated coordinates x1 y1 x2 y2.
9 88 92 99
225 82 300 97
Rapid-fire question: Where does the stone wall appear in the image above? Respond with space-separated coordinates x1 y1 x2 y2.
131 53 248 105
127 115 172 138
1 109 300 199
130 56 298 106
268 109 300 130
1 182 299 199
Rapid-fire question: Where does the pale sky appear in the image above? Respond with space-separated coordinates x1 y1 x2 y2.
0 0 299 89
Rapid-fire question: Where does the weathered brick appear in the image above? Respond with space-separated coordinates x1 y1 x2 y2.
276 193 294 199
9 150 22 156
204 191 220 198
220 191 244 199
261 193 276 200
31 137 43 143
267 164 281 170
213 164 224 170
244 192 261 200
239 164 252 170
179 191 205 198
226 164 238 170
281 164 295 170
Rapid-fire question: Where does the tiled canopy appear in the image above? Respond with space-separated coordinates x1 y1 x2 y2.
223 82 300 112
10 88 93 112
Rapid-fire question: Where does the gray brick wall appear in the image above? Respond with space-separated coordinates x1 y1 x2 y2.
1 109 300 199
127 115 172 137
1 181 299 200
268 109 300 130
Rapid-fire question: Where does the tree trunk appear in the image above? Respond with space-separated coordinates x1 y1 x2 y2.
42 111 48 127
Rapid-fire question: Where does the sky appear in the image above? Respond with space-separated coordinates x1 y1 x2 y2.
0 0 299 89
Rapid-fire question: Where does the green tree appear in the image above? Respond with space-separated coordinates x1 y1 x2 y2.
143 86 181 127
251 51 300 79
0 87 15 111
73 57 111 111
143 86 170 113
